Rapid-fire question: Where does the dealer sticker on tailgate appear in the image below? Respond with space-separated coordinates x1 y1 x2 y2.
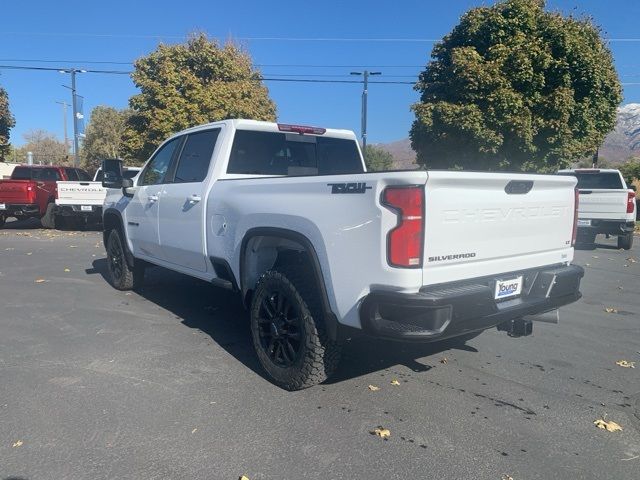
494 276 523 300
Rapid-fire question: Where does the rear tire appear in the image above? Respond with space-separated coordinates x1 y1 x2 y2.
0 215 5 228
106 229 144 291
40 203 56 229
250 267 341 390
618 232 634 250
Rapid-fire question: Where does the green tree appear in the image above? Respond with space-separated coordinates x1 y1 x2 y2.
364 145 394 171
82 106 131 172
0 86 16 161
410 0 622 172
123 33 276 161
619 157 640 186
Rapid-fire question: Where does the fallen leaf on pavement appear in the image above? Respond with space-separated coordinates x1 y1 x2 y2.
390 379 400 386
592 255 599 259
239 476 250 480
12 440 23 447
585 263 590 266
34 278 47 283
615 360 635 368
604 307 618 313
627 257 637 263
68 245 77 248
64 268 70 273
191 428 197 434
26 252 32 256
440 357 448 364
594 419 622 432
368 385 380 391
501 475 514 480
372 427 391 439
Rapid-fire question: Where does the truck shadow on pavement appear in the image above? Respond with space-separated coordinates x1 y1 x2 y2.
88 259 477 387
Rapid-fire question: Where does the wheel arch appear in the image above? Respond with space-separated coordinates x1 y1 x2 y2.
239 227 339 340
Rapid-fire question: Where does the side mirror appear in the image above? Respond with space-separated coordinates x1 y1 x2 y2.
101 159 124 189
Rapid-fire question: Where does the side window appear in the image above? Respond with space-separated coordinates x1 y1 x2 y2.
317 137 364 175
77 169 91 181
140 138 181 186
173 129 220 183
33 169 61 181
64 168 79 181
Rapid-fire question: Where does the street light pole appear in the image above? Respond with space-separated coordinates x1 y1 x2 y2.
350 70 381 155
71 69 79 167
60 68 85 167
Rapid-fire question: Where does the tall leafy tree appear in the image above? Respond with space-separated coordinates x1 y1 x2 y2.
0 86 16 161
82 106 131 172
410 0 622 172
364 145 394 171
123 33 277 161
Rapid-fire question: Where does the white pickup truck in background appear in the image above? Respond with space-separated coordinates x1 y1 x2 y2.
55 166 140 228
100 120 584 390
557 168 636 249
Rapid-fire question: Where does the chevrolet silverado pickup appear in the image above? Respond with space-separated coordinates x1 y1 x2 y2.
0 165 89 228
55 165 140 227
558 168 636 249
101 120 584 390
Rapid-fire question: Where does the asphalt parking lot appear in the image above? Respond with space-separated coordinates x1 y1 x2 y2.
1 219 639 480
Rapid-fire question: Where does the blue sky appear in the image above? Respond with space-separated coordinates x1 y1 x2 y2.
2 0 640 149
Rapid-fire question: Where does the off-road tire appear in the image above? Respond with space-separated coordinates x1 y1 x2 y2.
250 267 341 390
40 203 56 229
618 232 634 250
106 229 144 291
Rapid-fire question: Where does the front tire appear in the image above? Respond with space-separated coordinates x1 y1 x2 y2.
250 268 341 390
106 229 144 291
618 232 634 250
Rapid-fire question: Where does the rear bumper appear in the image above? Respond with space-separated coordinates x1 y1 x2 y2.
577 219 635 236
54 204 102 218
359 264 584 341
0 203 41 217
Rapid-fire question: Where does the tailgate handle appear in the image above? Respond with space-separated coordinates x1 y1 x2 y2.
505 180 533 195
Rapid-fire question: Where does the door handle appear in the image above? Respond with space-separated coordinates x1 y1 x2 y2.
188 194 202 203
148 194 159 203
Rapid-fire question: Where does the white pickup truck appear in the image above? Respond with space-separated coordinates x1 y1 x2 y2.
101 120 584 390
55 165 140 227
557 168 636 249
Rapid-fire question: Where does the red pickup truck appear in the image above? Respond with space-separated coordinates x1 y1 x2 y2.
0 165 90 228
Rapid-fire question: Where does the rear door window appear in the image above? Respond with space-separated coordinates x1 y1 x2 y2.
172 129 220 183
227 130 363 176
77 170 91 181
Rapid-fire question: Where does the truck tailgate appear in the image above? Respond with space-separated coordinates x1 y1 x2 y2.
577 189 630 220
422 171 576 286
56 181 106 206
0 180 34 203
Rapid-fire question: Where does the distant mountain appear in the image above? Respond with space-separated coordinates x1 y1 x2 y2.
372 138 417 170
376 103 640 168
600 103 640 164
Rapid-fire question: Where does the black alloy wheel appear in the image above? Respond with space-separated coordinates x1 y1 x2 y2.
256 289 303 367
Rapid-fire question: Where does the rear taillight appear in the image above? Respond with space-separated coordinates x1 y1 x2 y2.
382 185 424 268
627 191 636 214
26 184 35 203
571 188 579 247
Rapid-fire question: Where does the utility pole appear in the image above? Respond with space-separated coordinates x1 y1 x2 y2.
60 68 86 167
350 70 381 155
55 101 70 153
